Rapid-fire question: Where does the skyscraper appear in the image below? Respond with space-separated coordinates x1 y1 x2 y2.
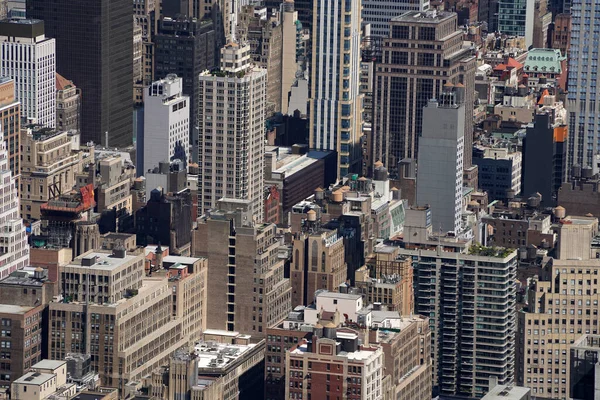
0 124 29 279
154 17 216 161
416 85 464 234
142 75 190 174
197 43 266 220
27 0 133 147
0 19 55 128
566 0 600 172
372 11 476 178
497 0 535 48
362 0 429 38
309 0 363 177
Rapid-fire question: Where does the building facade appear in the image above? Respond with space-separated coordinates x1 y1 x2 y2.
55 73 80 133
198 43 266 220
27 0 133 147
416 86 464 234
193 199 291 337
309 0 363 177
143 75 190 174
497 0 535 47
372 11 476 178
565 0 600 172
0 19 55 128
0 77 20 178
473 145 522 203
361 0 429 38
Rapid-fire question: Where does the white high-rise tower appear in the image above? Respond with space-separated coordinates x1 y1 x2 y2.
0 18 56 128
0 124 29 279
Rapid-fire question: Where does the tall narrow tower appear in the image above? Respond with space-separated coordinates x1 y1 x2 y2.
198 43 266 221
309 0 363 177
416 84 465 234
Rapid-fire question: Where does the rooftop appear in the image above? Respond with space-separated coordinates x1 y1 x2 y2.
482 384 530 400
162 255 203 265
13 371 55 386
0 269 47 287
317 291 362 301
194 340 258 370
392 10 454 23
67 251 141 272
0 304 35 315
524 48 565 74
33 360 66 371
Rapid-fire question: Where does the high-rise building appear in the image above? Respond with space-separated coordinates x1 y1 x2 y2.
398 207 517 398
192 199 292 337
533 0 553 48
372 11 476 179
55 74 80 133
571 335 600 400
0 124 28 279
0 77 20 178
416 86 464 234
133 0 158 88
197 43 266 219
362 0 429 38
154 17 216 162
552 13 571 56
27 0 133 147
498 0 535 47
473 144 522 202
566 0 600 171
142 75 190 174
517 216 600 399
522 94 567 204
0 19 55 128
309 0 363 177
291 213 347 307
48 250 208 388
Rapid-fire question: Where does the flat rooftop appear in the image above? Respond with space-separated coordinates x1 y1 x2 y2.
317 291 362 301
13 371 54 386
33 360 66 371
482 384 530 400
67 251 140 272
392 10 455 23
0 304 35 315
163 255 202 265
194 340 258 370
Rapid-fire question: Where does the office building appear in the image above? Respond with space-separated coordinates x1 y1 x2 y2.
398 207 517 398
0 78 20 178
142 75 190 174
55 73 80 133
19 127 88 221
154 17 216 158
517 242 600 397
498 0 535 48
372 11 476 178
286 330 384 400
133 0 158 91
0 19 55 128
565 0 600 172
48 250 208 389
571 335 600 400
27 0 133 147
149 333 265 399
522 95 567 204
192 199 292 337
198 43 266 220
473 145 522 203
291 213 347 307
309 0 363 177
416 86 464 234
533 0 552 48
0 122 28 279
362 0 429 38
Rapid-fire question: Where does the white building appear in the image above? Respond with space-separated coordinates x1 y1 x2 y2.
567 0 600 172
416 85 464 234
362 0 429 38
0 18 56 127
309 0 363 177
198 43 266 221
0 124 29 279
143 74 190 173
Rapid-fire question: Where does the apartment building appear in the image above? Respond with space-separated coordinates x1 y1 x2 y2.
197 43 266 219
